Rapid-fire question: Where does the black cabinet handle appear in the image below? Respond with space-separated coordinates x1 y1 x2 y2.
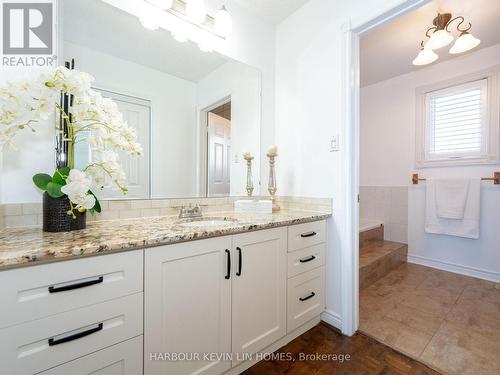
48 323 103 346
299 292 316 302
236 247 242 276
225 249 231 279
48 276 104 293
300 232 317 238
299 255 316 263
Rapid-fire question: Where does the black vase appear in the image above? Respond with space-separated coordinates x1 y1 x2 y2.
43 192 86 232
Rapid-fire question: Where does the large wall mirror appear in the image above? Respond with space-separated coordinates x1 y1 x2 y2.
63 0 262 200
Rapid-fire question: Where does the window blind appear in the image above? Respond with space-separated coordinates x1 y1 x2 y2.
428 81 485 156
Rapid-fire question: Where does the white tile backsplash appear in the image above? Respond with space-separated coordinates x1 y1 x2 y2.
360 186 408 244
0 196 332 229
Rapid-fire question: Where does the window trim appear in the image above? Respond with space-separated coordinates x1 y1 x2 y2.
415 68 500 168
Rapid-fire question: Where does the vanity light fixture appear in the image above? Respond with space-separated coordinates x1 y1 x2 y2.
103 0 231 53
186 0 206 24
413 13 481 66
146 0 173 10
215 5 232 38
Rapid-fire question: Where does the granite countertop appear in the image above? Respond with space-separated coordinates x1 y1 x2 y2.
0 210 330 271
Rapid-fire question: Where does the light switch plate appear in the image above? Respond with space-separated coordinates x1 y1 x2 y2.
330 135 340 152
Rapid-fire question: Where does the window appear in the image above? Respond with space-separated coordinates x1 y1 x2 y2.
416 72 499 167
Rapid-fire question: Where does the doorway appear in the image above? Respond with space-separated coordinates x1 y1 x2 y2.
206 100 232 197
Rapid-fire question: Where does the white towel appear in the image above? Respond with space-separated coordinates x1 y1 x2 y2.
425 178 481 239
435 179 469 219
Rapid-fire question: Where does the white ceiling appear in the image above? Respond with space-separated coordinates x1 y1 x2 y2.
360 0 500 87
63 0 229 83
232 0 309 24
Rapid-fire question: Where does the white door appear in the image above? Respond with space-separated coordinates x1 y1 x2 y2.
76 89 151 199
207 112 231 196
144 237 232 375
231 228 287 366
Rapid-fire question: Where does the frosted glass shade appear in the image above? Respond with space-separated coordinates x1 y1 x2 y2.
449 33 481 54
215 6 232 38
186 0 206 24
427 29 454 50
413 48 438 66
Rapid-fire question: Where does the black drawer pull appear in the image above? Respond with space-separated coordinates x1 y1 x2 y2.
225 249 231 280
299 255 316 263
48 323 103 346
48 276 104 293
299 292 316 302
236 247 242 276
300 231 317 238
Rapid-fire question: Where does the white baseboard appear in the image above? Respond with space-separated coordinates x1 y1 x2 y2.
321 309 342 330
408 254 500 283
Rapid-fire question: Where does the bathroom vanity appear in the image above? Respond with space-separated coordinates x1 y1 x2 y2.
0 211 329 375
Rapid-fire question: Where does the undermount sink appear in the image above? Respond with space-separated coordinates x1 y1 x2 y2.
176 218 237 228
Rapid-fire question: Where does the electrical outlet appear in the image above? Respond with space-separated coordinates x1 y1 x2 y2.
330 135 339 152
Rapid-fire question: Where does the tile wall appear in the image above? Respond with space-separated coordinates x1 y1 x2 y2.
360 186 408 244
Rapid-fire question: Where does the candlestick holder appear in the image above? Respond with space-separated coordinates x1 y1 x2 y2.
267 152 280 212
243 153 254 196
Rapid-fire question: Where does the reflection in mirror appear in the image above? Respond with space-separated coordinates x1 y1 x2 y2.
63 0 261 200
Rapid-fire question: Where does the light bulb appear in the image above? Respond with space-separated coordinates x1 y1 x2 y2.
215 5 232 38
186 0 206 24
412 46 438 66
146 0 173 10
427 29 454 50
449 32 480 54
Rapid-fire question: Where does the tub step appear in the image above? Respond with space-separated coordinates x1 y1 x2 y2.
360 225 384 247
360 240 407 289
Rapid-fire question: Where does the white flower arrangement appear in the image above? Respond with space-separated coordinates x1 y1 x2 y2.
0 67 142 217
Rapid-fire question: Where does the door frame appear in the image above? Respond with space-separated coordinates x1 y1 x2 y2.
340 0 430 335
197 96 232 197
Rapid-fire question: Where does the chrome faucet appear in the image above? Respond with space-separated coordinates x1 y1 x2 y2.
178 204 203 219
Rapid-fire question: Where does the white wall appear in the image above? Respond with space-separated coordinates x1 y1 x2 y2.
197 61 261 196
275 0 425 330
65 42 198 199
0 0 276 203
361 43 500 282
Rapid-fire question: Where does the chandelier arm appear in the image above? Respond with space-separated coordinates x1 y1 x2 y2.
445 16 472 33
425 26 437 38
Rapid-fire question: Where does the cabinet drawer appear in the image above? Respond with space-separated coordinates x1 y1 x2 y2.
38 336 143 375
0 292 143 375
287 221 326 252
287 267 325 333
287 244 325 278
0 250 143 329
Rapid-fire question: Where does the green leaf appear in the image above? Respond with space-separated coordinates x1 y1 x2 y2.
32 174 52 191
52 167 70 186
89 191 101 213
46 182 64 198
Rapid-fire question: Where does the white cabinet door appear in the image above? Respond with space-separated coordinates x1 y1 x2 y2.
231 228 287 365
144 237 232 375
38 336 143 375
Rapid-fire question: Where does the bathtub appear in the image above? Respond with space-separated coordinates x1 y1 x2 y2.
359 219 383 232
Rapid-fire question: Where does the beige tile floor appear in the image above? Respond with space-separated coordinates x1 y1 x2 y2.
359 263 500 375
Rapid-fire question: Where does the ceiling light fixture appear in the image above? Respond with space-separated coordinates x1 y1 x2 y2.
215 5 232 38
413 13 481 66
